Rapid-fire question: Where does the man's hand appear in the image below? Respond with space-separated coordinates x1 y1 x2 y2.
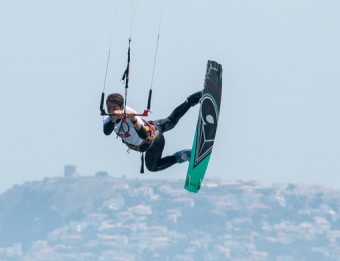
110 110 137 123
125 111 137 122
110 109 124 122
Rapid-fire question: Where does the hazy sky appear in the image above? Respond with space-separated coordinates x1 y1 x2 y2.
1 0 340 193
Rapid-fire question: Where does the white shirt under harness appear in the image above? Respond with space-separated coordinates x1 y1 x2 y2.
103 106 145 147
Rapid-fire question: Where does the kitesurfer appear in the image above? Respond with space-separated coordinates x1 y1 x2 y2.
103 91 202 172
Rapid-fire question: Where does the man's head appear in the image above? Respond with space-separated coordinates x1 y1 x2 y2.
106 93 124 113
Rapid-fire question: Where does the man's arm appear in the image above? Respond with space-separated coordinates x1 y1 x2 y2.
103 114 119 136
103 120 114 135
131 118 149 139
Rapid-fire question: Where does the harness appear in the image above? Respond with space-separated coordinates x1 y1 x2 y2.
122 119 158 151
122 119 159 173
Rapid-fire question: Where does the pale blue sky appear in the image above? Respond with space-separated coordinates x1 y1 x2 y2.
1 0 340 193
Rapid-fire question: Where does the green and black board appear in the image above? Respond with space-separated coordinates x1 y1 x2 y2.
184 60 222 193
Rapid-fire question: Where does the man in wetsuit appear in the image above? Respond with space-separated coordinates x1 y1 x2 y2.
103 91 202 172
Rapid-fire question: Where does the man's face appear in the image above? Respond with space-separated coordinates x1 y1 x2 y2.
107 103 123 114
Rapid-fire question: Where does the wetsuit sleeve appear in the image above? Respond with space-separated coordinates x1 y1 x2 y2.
103 120 114 135
135 125 149 139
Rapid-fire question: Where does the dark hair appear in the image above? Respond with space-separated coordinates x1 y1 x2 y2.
106 93 124 108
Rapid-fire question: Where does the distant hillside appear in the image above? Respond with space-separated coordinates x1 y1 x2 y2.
0 176 340 261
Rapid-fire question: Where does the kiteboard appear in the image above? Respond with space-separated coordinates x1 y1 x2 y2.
184 60 223 193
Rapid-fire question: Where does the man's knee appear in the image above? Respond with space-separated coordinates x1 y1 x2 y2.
146 161 158 172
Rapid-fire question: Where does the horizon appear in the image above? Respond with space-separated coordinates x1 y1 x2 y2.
2 165 338 195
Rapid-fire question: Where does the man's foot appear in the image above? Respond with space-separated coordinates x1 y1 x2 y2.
175 149 191 163
187 91 203 106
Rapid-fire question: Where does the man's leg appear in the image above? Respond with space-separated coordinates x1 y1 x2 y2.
145 133 178 172
145 91 202 172
153 91 202 133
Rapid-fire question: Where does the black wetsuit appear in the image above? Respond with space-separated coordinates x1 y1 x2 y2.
145 100 192 172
